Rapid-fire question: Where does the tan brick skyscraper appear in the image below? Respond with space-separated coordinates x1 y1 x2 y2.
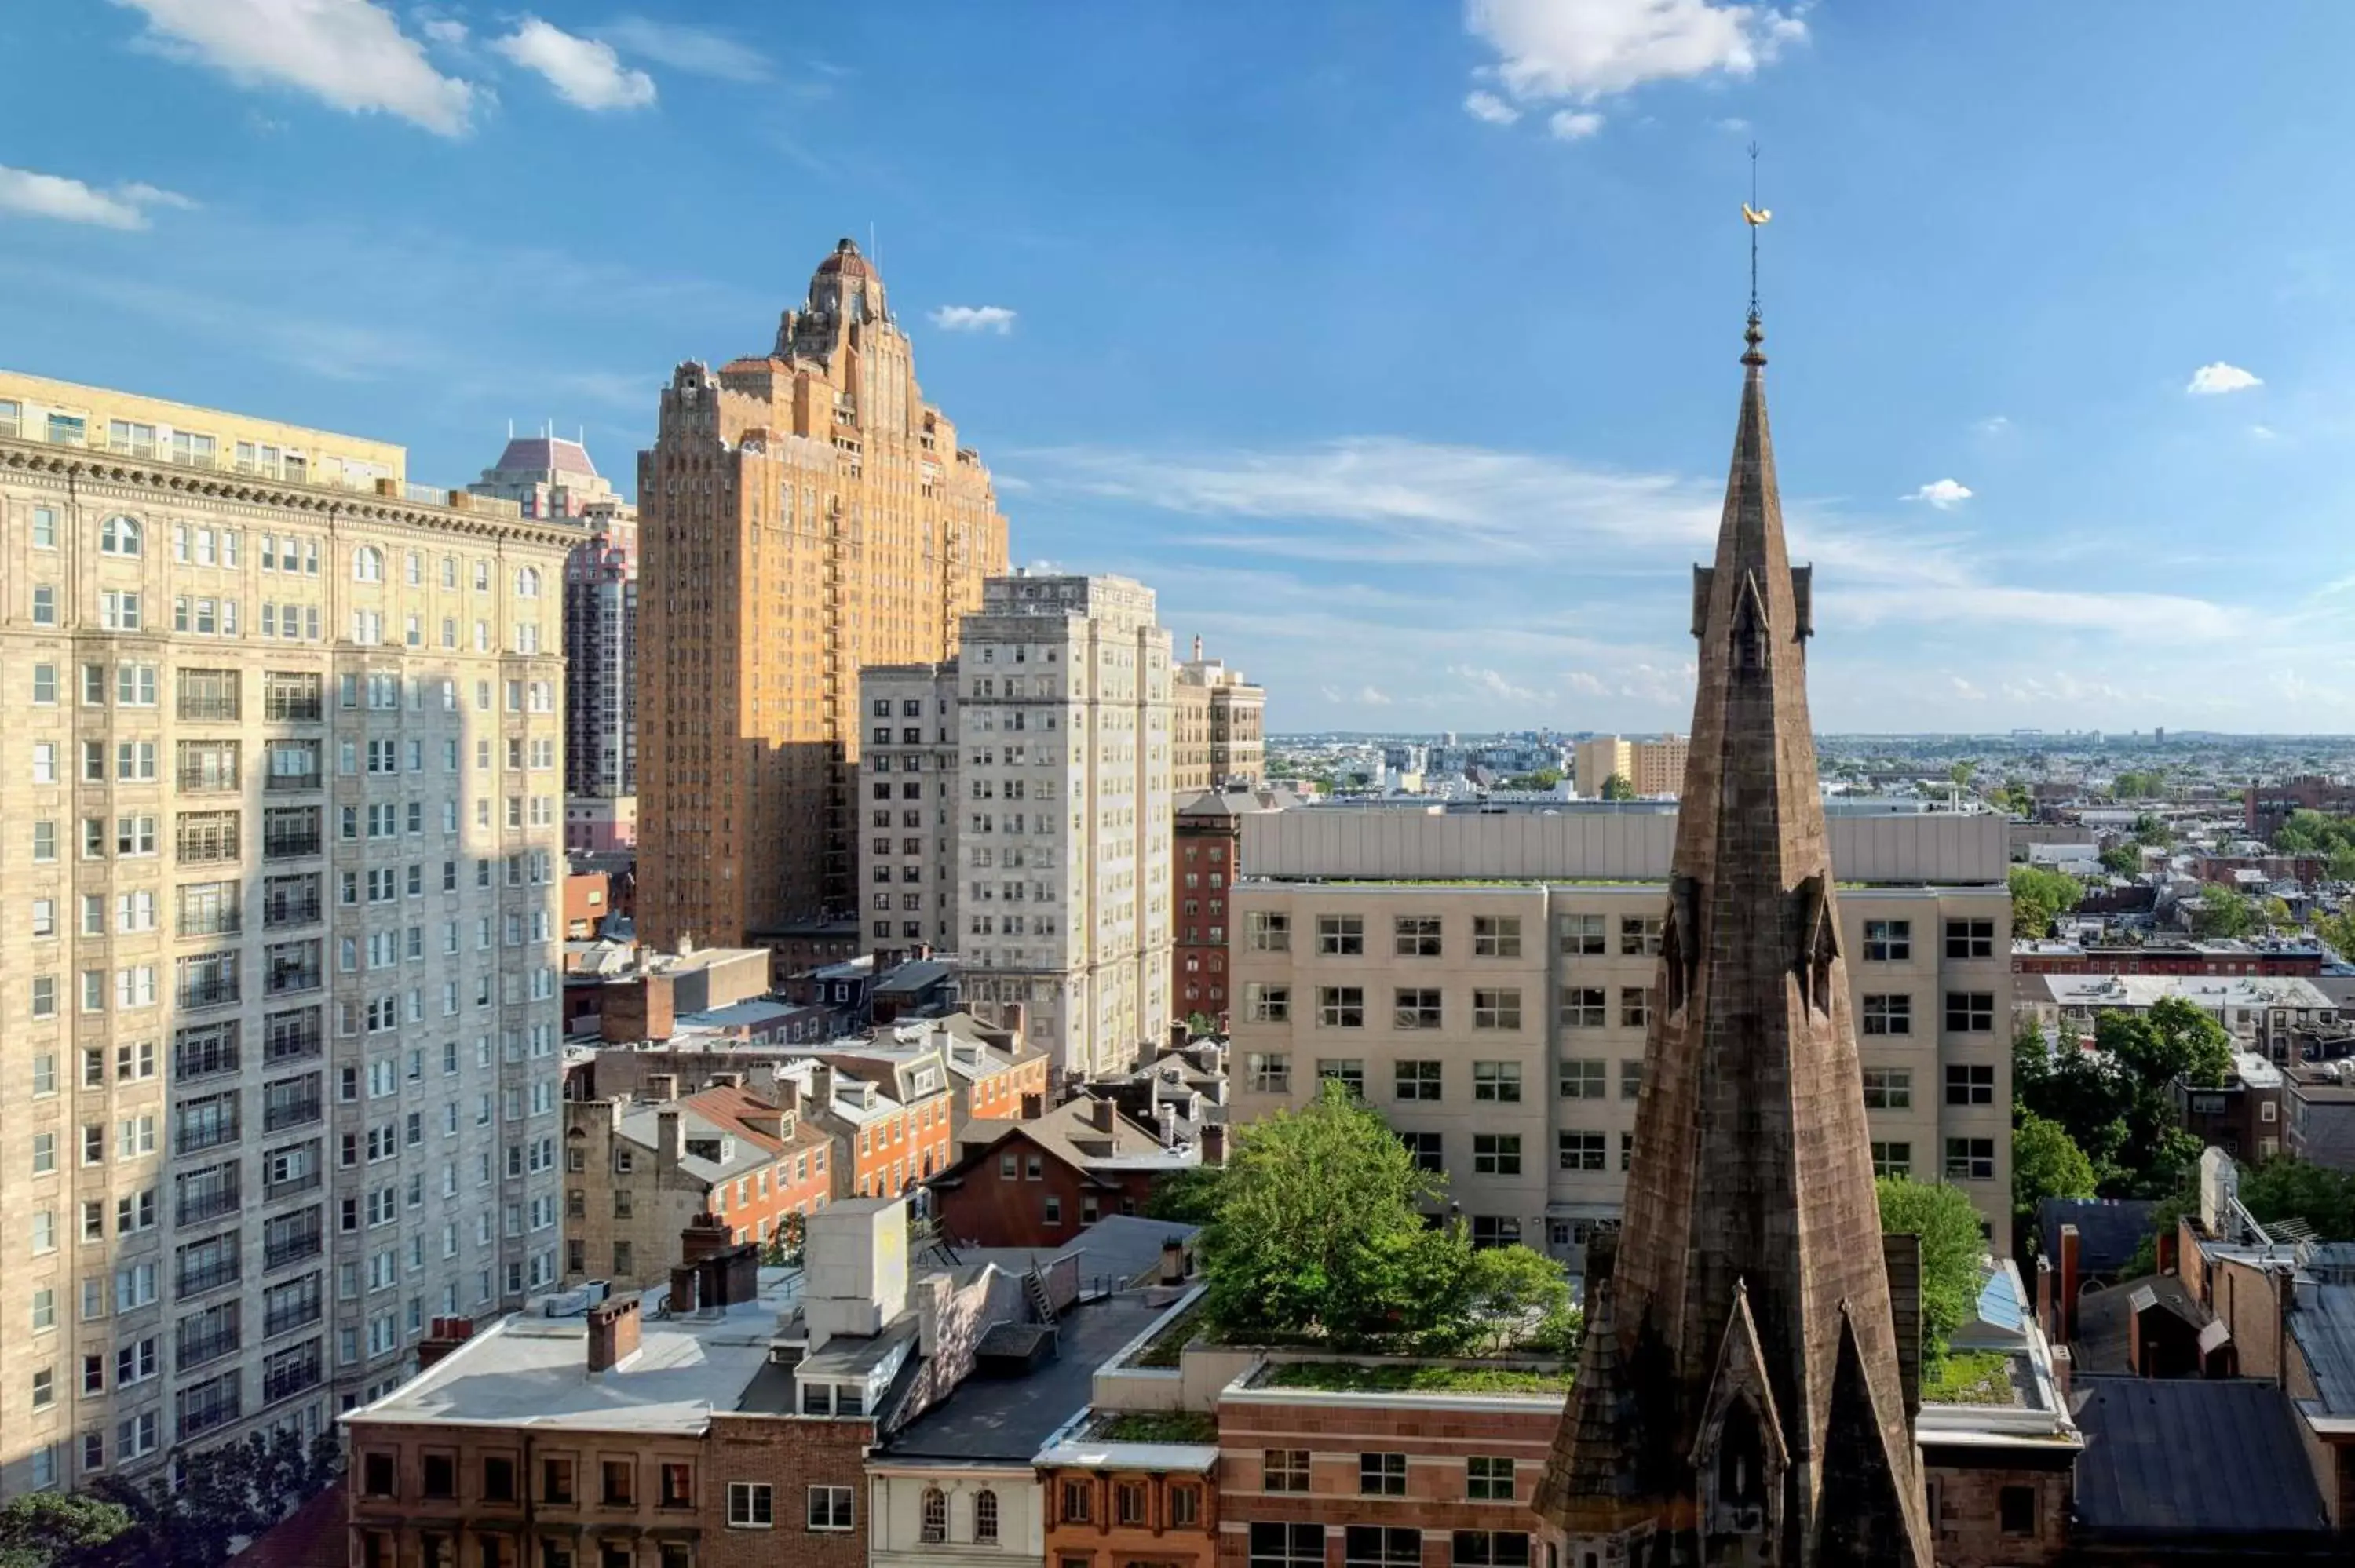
1536 315 1931 1567
637 240 1009 949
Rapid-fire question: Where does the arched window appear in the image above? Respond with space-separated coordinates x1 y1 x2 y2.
515 566 541 599
100 516 141 556
920 1487 947 1544
353 546 383 582
973 1489 999 1545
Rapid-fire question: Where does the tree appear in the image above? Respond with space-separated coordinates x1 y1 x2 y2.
2191 889 2258 939
2103 997 2233 1092
1877 1177 1985 1369
1600 773 1636 801
2130 812 2174 850
2011 1112 2096 1256
0 1495 135 1568
1948 761 1976 786
1195 1081 1568 1355
2016 1002 2229 1201
1994 779 2037 816
2008 865 2083 939
94 1429 340 1568
2239 1156 2355 1242
1145 1164 1228 1226
2316 908 2355 960
2098 844 2140 877
1503 768 1562 791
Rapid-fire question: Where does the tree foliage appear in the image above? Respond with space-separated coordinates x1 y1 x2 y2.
1877 1176 1985 1369
2008 865 2083 939
90 1430 340 1568
2271 808 2355 858
0 1494 135 1568
1502 768 1562 791
2315 908 2355 961
2237 1157 2355 1242
1145 1164 1229 1226
2130 812 2174 850
2098 844 2141 877
2011 1111 2097 1253
2014 1000 2230 1200
1599 773 1636 801
2110 769 2167 800
2191 888 2259 939
1196 1081 1570 1355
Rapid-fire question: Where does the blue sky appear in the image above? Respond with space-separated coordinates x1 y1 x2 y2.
3 2 2352 735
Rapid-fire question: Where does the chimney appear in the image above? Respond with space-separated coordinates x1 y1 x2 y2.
1159 1238 1187 1286
586 1296 641 1373
681 1212 732 1266
1201 1122 1227 1167
2050 1344 2072 1399
1156 1103 1177 1147
1170 1020 1188 1050
1090 1098 1116 1134
2035 1253 2055 1344
1002 1001 1025 1041
810 1062 835 1113
2059 1224 2083 1344
657 1108 683 1165
1192 634 1203 662
418 1316 475 1370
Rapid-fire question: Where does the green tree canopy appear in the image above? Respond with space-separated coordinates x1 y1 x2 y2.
2315 908 2355 961
2271 808 2355 857
0 1494 135 1568
1877 1176 1985 1369
1195 1081 1568 1355
2191 888 2259 939
2012 1112 2097 1252
1145 1164 1228 1226
2130 812 2174 849
90 1429 339 1568
2111 769 2167 800
2098 844 2141 877
2015 1001 2231 1200
2238 1157 2355 1242
2008 865 2083 939
1600 773 1636 801
1502 768 1562 791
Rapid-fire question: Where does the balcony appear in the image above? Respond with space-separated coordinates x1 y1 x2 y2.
264 695 323 724
176 1258 242 1298
179 909 243 939
177 1181 241 1227
264 1021 323 1063
179 979 242 1010
263 891 323 928
177 1388 242 1441
177 698 241 724
262 1095 321 1133
262 1355 322 1405
265 770 321 793
262 829 322 862
266 966 320 997
177 1329 241 1373
263 1296 321 1336
262 1169 321 1204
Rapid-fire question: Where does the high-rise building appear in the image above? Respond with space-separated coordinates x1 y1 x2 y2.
467 434 640 849
859 575 1171 1078
1538 316 1931 1563
1171 637 1266 793
637 239 1010 953
1572 734 1689 798
0 372 570 1499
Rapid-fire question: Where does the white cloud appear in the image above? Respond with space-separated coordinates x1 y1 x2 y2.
1565 671 1611 696
1549 110 1605 140
1358 686 1393 707
930 304 1017 334
2186 361 2261 396
0 164 192 230
2250 424 2280 440
600 16 771 82
1904 479 1973 510
111 0 476 135
1466 0 1805 103
1463 89 1521 125
1948 676 1987 702
491 18 655 111
1711 115 1751 133
1975 414 2010 436
418 15 468 48
1450 665 1543 703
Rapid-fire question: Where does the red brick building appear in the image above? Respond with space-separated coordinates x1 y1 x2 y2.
804 1056 957 1202
2011 939 2324 979
929 1096 1194 1249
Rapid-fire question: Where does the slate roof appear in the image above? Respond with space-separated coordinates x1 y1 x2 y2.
2071 1377 2329 1537
2038 1197 2159 1274
2288 1278 2355 1418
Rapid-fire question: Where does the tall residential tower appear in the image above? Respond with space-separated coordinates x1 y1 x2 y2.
637 240 1009 952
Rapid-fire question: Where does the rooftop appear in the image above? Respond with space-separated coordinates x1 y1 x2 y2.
1247 1359 1570 1398
2071 1377 2329 1537
2025 972 2339 1010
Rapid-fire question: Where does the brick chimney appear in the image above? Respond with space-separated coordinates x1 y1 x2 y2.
2058 1223 2083 1344
1089 1097 1116 1134
1170 1020 1188 1050
1002 1001 1025 1041
1200 1122 1227 1167
2035 1253 2054 1344
418 1315 475 1370
586 1296 641 1373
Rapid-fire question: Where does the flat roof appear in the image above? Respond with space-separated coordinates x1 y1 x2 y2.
346 1278 804 1434
878 1293 1171 1463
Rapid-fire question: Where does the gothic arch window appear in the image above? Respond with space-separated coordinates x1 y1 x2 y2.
973 1489 999 1544
516 566 542 600
1714 1395 1769 1530
100 516 142 556
920 1486 947 1543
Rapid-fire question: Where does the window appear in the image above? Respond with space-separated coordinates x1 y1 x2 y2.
1860 1069 1911 1110
919 1486 947 1542
1999 1485 2037 1537
807 1486 853 1533
1451 1533 1530 1568
1471 1216 1521 1249
1169 1482 1200 1527
1473 915 1521 957
1246 1052 1291 1094
1473 1061 1522 1102
1944 918 1995 959
483 1457 517 1503
1473 1133 1521 1175
1945 1137 1996 1180
1251 1524 1323 1568
1059 1479 1091 1524
1558 913 1605 955
1620 1059 1643 1100
1401 1131 1444 1173
362 1453 397 1497
1863 919 1911 961
1944 992 1995 1033
1318 986 1364 1028
1317 914 1364 955
1360 1452 1408 1497
1620 916 1662 955
1621 986 1650 1029
1393 988 1441 1029
1560 986 1606 1028
1559 1131 1607 1172
1466 1456 1516 1501
601 1460 633 1506
1461 987 1521 1033
1247 911 1291 951
353 546 383 582
973 1490 999 1543
659 1463 692 1509
1945 1063 1996 1106
1115 1480 1147 1526
1861 994 1911 1036
1871 1141 1912 1179
1395 1059 1442 1101
100 516 142 556
1395 914 1442 957
1558 1058 1606 1099
1245 983 1291 1023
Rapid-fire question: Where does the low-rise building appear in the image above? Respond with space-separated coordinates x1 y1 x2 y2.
929 1096 1196 1249
2175 1051 2287 1162
818 1013 1050 1140
2011 939 2324 978
2017 972 2340 1062
802 1056 958 1203
1174 790 1284 1026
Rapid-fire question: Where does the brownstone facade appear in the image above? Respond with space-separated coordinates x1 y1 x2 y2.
637 239 1009 948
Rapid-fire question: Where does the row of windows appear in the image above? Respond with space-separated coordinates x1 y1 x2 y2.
1244 911 2003 961
1248 1526 1529 1568
1251 1055 2002 1113
1244 983 1999 1035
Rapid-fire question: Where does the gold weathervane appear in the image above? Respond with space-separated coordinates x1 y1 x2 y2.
1742 202 1773 226
1743 142 1769 336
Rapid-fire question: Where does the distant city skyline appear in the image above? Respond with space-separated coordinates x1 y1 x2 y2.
5 2 2355 730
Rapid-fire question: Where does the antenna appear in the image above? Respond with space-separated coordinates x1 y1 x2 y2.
1747 140 1761 324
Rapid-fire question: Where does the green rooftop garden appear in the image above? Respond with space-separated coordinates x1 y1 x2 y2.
1264 1362 1572 1396
1098 1409 1220 1442
1131 1303 1205 1369
1921 1351 2016 1406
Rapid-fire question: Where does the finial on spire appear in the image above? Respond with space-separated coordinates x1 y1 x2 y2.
1740 141 1772 366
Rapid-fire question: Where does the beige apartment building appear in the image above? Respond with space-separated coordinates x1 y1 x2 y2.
0 374 569 1499
1170 640 1265 794
1226 809 2015 1265
637 239 1009 954
860 661 962 957
1571 734 1689 798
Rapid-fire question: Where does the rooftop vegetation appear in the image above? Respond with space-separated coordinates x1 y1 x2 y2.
1921 1351 2016 1407
1262 1361 1571 1395
1097 1409 1219 1442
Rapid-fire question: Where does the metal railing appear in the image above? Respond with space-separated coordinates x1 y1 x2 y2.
177 1182 241 1227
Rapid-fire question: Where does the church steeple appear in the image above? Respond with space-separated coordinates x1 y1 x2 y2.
1533 315 1933 1567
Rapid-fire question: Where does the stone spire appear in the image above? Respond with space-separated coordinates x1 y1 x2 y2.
1534 320 1932 1567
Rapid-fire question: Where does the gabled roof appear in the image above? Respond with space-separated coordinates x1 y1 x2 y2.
930 1096 1194 1191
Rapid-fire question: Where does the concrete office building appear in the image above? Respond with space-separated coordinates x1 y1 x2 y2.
637 239 1010 954
1227 808 2015 1267
0 373 571 1498
1571 735 1689 798
469 433 639 849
